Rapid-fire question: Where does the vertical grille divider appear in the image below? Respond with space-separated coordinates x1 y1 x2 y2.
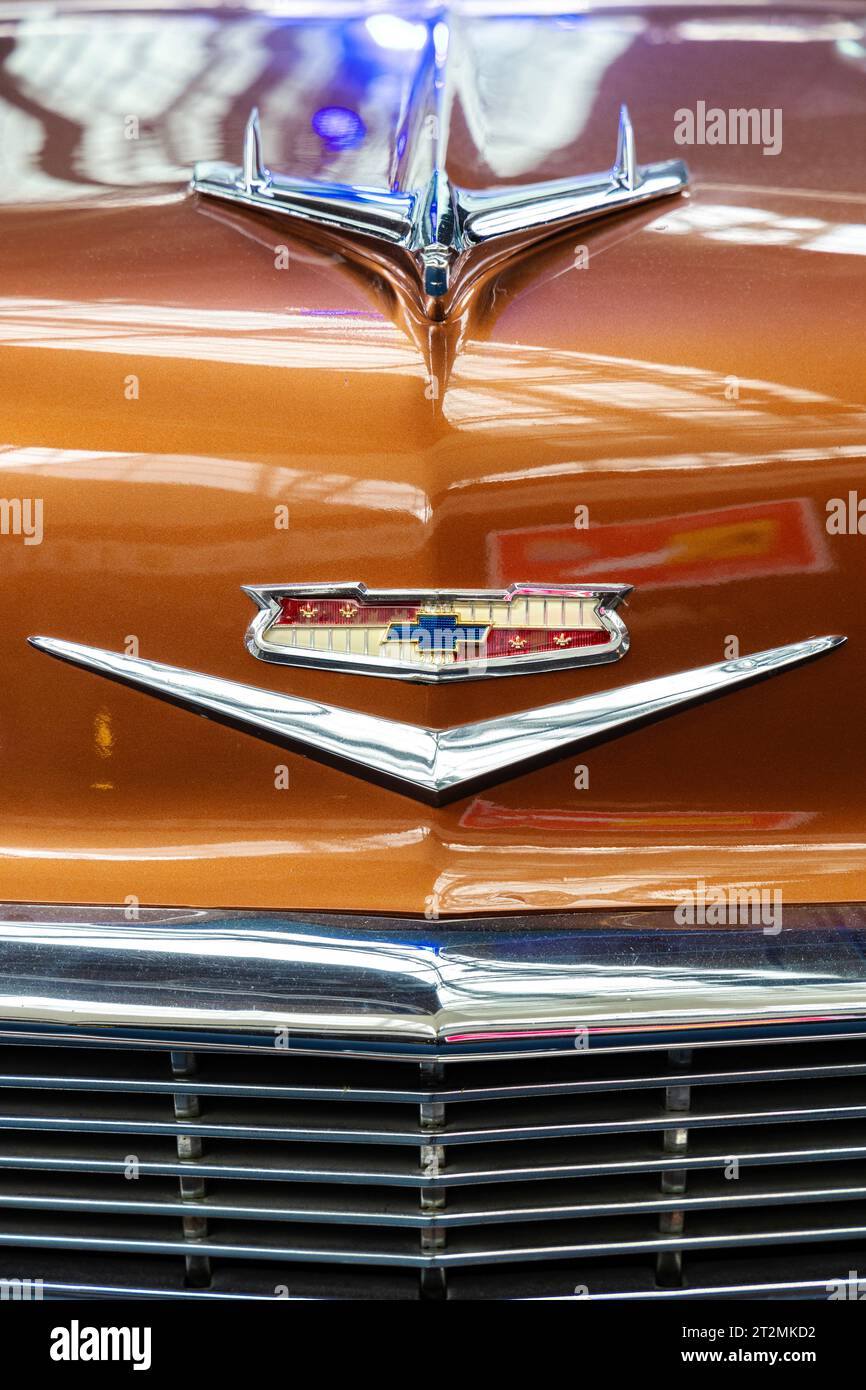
419 1057 446 1299
170 1050 212 1289
655 1047 692 1289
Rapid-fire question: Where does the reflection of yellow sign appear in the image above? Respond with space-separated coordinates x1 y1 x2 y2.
669 520 778 565
491 499 827 590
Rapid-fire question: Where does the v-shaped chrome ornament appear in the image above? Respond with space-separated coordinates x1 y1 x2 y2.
28 636 842 805
191 26 688 320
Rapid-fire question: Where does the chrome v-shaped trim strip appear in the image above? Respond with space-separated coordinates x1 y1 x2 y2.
29 635 844 805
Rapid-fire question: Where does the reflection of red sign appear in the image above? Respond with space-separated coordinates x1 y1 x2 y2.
459 801 810 832
490 499 828 589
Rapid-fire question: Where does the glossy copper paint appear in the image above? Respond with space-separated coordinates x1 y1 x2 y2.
0 4 863 913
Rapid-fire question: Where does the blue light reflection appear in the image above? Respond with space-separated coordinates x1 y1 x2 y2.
311 104 367 151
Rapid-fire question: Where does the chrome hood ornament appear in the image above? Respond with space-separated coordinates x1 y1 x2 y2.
28 636 843 806
192 66 688 320
243 582 630 683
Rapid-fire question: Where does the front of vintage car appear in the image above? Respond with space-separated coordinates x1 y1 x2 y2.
0 1 865 1301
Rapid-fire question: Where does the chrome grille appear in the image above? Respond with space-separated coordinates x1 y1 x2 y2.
1 1037 866 1299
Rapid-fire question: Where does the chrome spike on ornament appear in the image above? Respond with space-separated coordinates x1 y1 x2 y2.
613 104 637 190
242 106 267 190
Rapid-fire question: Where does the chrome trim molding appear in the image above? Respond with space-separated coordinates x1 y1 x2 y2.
28 634 844 804
1 904 866 1057
191 99 688 319
243 581 631 681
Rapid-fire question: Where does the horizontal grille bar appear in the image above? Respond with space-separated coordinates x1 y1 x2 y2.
0 1246 860 1301
2 1164 866 1228
0 1081 864 1145
1 1041 865 1103
3 1203 866 1267
2 1122 866 1186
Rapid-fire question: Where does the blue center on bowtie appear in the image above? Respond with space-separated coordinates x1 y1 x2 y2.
385 612 487 655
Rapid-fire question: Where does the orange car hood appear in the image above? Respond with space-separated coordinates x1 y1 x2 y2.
0 3 863 913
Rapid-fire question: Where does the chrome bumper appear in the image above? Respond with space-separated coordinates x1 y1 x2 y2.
1 902 866 1056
